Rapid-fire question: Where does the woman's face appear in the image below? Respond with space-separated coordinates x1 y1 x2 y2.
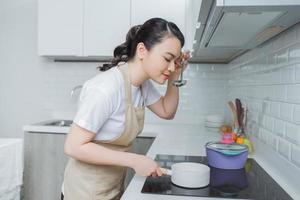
141 37 182 84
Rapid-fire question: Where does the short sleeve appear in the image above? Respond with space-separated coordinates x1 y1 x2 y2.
143 80 162 106
73 89 113 133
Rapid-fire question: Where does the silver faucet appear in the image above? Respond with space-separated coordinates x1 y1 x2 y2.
70 85 83 98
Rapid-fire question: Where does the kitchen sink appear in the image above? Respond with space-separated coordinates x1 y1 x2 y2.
42 120 73 127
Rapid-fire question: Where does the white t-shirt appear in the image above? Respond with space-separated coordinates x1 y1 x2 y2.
73 67 161 141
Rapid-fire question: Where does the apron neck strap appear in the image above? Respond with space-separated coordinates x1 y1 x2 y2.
118 64 131 105
118 63 145 107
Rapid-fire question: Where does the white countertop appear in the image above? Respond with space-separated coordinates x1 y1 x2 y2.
23 120 70 134
121 124 300 200
23 121 300 199
122 125 222 200
23 120 161 138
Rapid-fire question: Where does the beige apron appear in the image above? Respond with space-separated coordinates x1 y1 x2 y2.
63 63 145 200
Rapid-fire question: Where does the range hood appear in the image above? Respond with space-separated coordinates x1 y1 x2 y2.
191 0 300 63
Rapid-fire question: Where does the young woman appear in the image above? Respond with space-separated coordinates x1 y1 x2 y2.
62 17 189 200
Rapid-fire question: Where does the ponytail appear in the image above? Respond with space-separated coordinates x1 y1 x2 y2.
98 18 184 71
98 25 141 71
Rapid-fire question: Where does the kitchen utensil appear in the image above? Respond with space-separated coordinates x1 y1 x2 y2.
235 99 242 127
240 111 244 131
172 65 187 87
206 142 248 169
235 98 244 135
160 162 210 188
172 52 189 87
228 101 239 129
204 121 223 128
243 104 248 134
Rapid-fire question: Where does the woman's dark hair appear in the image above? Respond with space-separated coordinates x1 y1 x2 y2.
98 17 185 71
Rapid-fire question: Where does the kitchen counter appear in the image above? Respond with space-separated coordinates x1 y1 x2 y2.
121 125 221 200
23 121 300 199
121 124 300 200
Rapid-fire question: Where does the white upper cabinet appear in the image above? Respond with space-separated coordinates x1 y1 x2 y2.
38 0 187 58
38 0 83 56
131 0 186 40
83 0 130 57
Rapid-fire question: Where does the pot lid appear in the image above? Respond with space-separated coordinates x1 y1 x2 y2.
206 142 248 156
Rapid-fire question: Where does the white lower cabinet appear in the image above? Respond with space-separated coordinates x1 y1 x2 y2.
23 131 154 199
23 132 68 200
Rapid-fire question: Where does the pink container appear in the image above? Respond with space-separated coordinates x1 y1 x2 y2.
220 133 235 144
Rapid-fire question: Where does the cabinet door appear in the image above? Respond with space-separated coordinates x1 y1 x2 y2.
38 0 83 56
23 132 68 200
83 0 131 56
131 0 186 39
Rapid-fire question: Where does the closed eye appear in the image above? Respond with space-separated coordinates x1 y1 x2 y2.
164 57 171 62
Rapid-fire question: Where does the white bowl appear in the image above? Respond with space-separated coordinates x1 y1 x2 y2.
204 121 223 128
205 114 224 123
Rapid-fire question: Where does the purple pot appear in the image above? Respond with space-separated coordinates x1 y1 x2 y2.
206 147 248 170
210 167 248 188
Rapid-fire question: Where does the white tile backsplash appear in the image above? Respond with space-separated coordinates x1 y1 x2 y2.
259 128 270 144
274 119 285 137
281 66 295 83
291 145 300 167
295 64 300 82
227 23 300 171
294 105 300 123
277 49 288 64
280 103 293 121
267 133 278 151
289 43 300 63
270 102 280 117
264 116 274 131
272 85 287 101
146 63 227 125
286 122 300 145
261 101 270 114
278 138 291 160
287 84 300 103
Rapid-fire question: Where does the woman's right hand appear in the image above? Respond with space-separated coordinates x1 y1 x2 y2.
131 155 163 177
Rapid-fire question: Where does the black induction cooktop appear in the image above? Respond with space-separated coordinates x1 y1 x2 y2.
141 155 292 199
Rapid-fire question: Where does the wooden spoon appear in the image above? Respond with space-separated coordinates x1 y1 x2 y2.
228 101 239 129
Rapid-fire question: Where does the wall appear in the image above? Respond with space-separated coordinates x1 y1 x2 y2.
146 64 227 125
227 22 300 169
0 0 99 138
0 0 227 138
